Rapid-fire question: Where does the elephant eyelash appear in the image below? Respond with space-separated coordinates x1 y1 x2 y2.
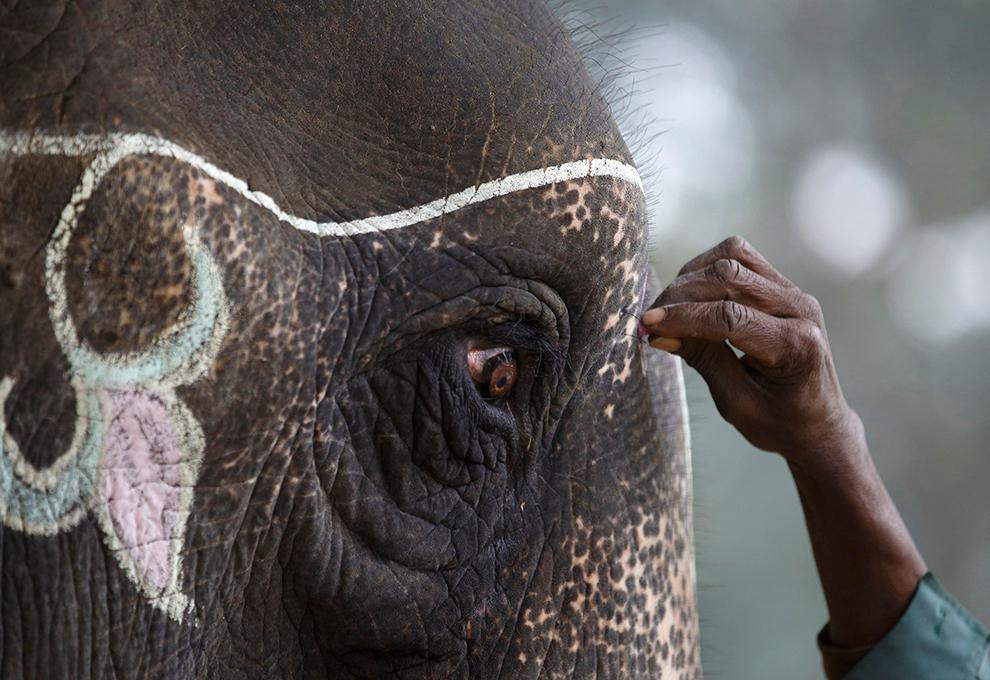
481 320 564 375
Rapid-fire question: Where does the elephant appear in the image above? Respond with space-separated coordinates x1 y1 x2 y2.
0 1 701 678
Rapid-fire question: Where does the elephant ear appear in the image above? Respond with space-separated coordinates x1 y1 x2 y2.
95 388 201 621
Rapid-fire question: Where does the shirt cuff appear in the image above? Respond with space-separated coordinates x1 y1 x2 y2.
818 573 990 680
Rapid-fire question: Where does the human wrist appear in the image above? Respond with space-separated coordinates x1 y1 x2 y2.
782 404 870 479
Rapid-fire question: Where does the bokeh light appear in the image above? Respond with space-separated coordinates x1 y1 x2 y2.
792 145 908 277
887 212 990 343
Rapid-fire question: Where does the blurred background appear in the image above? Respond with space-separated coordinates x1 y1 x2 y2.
566 1 990 677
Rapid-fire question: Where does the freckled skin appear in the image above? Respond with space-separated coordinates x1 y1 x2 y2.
0 1 701 678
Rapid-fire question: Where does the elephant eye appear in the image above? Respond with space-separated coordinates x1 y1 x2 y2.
466 346 518 402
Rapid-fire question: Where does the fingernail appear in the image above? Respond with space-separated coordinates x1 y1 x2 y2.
649 336 682 352
642 307 666 326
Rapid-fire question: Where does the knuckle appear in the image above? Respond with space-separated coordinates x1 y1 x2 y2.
803 293 824 322
804 322 823 342
720 234 748 255
795 322 827 360
715 300 748 334
711 257 742 285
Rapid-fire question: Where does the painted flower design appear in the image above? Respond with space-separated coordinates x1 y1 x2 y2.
0 127 641 627
0 134 229 624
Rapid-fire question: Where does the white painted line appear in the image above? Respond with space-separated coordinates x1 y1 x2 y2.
0 127 644 626
0 130 643 237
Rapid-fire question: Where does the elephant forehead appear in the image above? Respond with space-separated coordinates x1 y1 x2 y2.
0 128 646 364
142 0 631 221
110 133 645 325
3 0 648 304
0 0 634 236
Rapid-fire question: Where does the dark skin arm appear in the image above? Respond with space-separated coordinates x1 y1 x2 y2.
642 235 927 649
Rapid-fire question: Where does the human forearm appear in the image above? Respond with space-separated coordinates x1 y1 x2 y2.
787 409 926 647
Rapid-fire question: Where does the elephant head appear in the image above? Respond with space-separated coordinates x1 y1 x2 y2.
0 1 700 677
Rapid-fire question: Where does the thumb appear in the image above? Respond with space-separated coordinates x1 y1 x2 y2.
675 338 752 422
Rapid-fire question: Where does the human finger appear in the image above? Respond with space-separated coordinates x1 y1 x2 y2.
644 301 810 369
656 258 805 318
676 235 796 290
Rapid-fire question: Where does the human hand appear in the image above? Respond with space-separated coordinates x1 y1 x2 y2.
643 237 929 650
642 236 862 466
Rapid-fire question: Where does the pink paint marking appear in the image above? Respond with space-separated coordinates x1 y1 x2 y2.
98 389 185 592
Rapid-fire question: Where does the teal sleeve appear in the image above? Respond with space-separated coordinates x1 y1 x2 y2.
837 573 990 680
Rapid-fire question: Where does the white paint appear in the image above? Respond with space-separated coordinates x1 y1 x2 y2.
0 126 642 625
0 376 104 534
48 217 230 389
0 136 229 622
0 130 643 237
1 376 89 492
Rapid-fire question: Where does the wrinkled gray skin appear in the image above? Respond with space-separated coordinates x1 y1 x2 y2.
0 1 700 678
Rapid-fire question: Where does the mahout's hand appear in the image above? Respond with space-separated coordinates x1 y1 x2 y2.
645 236 931 650
642 235 859 464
